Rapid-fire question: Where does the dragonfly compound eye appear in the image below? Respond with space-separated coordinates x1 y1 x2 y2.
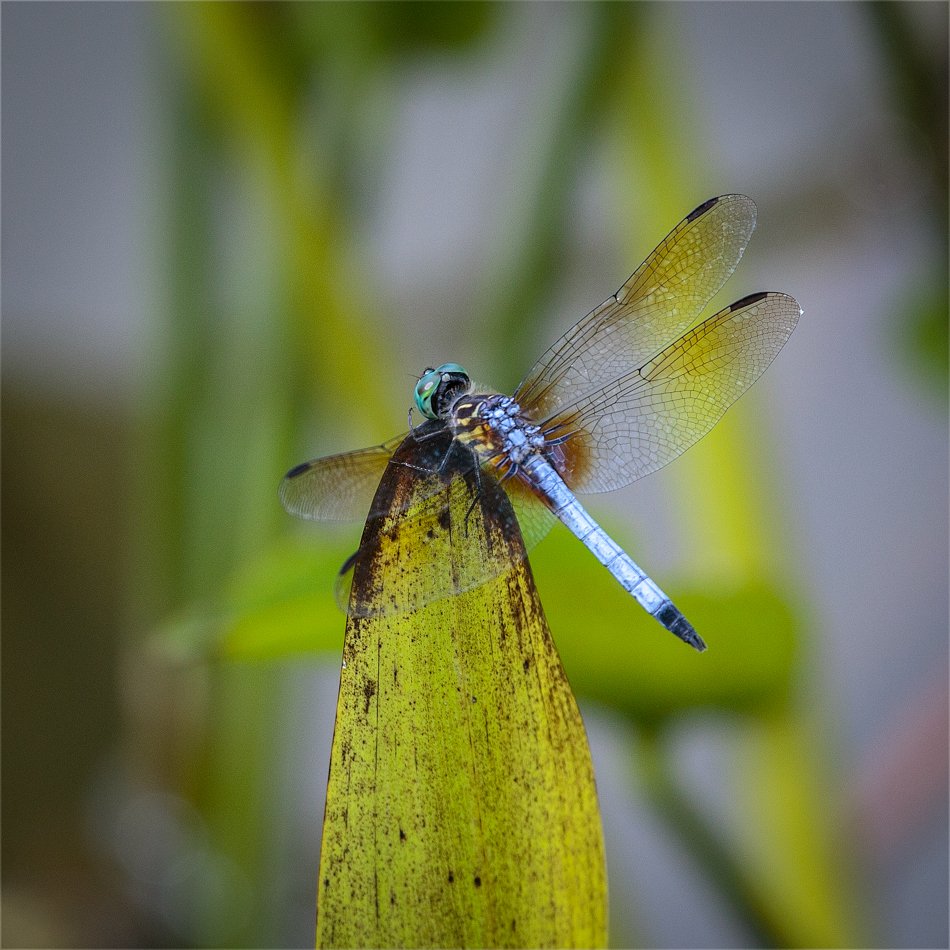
414 363 471 420
414 370 441 419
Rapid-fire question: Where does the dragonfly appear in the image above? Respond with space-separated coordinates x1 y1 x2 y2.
280 195 801 652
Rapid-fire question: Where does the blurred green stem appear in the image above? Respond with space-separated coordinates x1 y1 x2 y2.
611 8 861 947
864 1 947 215
637 725 788 948
159 5 395 945
477 2 634 386
174 3 389 434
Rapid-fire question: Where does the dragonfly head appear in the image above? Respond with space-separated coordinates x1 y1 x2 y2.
414 363 471 419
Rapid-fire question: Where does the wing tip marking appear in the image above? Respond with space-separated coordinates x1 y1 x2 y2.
729 290 770 311
686 196 719 222
285 461 311 479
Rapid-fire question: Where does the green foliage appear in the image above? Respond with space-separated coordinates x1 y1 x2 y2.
895 270 949 400
188 528 797 722
155 3 875 947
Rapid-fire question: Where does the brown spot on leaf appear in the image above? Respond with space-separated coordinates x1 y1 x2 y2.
437 505 451 532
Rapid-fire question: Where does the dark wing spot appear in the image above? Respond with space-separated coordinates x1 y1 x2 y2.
686 196 718 222
729 291 769 310
285 461 312 479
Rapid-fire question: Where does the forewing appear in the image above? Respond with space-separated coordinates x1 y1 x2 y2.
280 424 476 523
333 472 555 617
279 433 407 522
515 195 757 421
545 292 801 493
504 475 557 552
343 427 532 618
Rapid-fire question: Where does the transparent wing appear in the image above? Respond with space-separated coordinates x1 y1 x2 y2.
279 433 407 522
323 424 556 617
338 426 536 618
544 292 801 493
280 423 486 523
333 480 556 615
504 475 557 551
283 418 558 615
515 195 757 421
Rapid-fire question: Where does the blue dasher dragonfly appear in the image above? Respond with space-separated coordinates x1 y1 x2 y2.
281 195 801 651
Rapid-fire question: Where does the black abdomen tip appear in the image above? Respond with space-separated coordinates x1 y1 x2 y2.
656 601 707 652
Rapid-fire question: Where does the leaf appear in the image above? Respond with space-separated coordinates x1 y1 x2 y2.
151 538 351 661
205 522 798 723
530 526 799 719
316 433 607 949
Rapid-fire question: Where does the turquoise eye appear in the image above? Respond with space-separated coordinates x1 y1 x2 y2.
414 370 441 419
413 363 470 420
434 362 467 376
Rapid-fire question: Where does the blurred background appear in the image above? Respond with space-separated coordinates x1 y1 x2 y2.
3 2 947 948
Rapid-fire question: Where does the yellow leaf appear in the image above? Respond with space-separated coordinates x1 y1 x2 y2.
316 431 607 949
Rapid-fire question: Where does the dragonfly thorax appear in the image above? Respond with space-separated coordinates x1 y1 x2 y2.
452 394 547 469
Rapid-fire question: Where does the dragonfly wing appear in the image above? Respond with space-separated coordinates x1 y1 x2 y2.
337 480 553 617
544 292 801 493
503 476 557 552
279 433 407 521
344 426 533 618
280 423 475 522
333 551 360 613
285 420 551 616
514 195 757 421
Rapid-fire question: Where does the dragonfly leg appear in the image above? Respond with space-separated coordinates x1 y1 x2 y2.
390 433 457 475
406 418 455 446
462 463 484 535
